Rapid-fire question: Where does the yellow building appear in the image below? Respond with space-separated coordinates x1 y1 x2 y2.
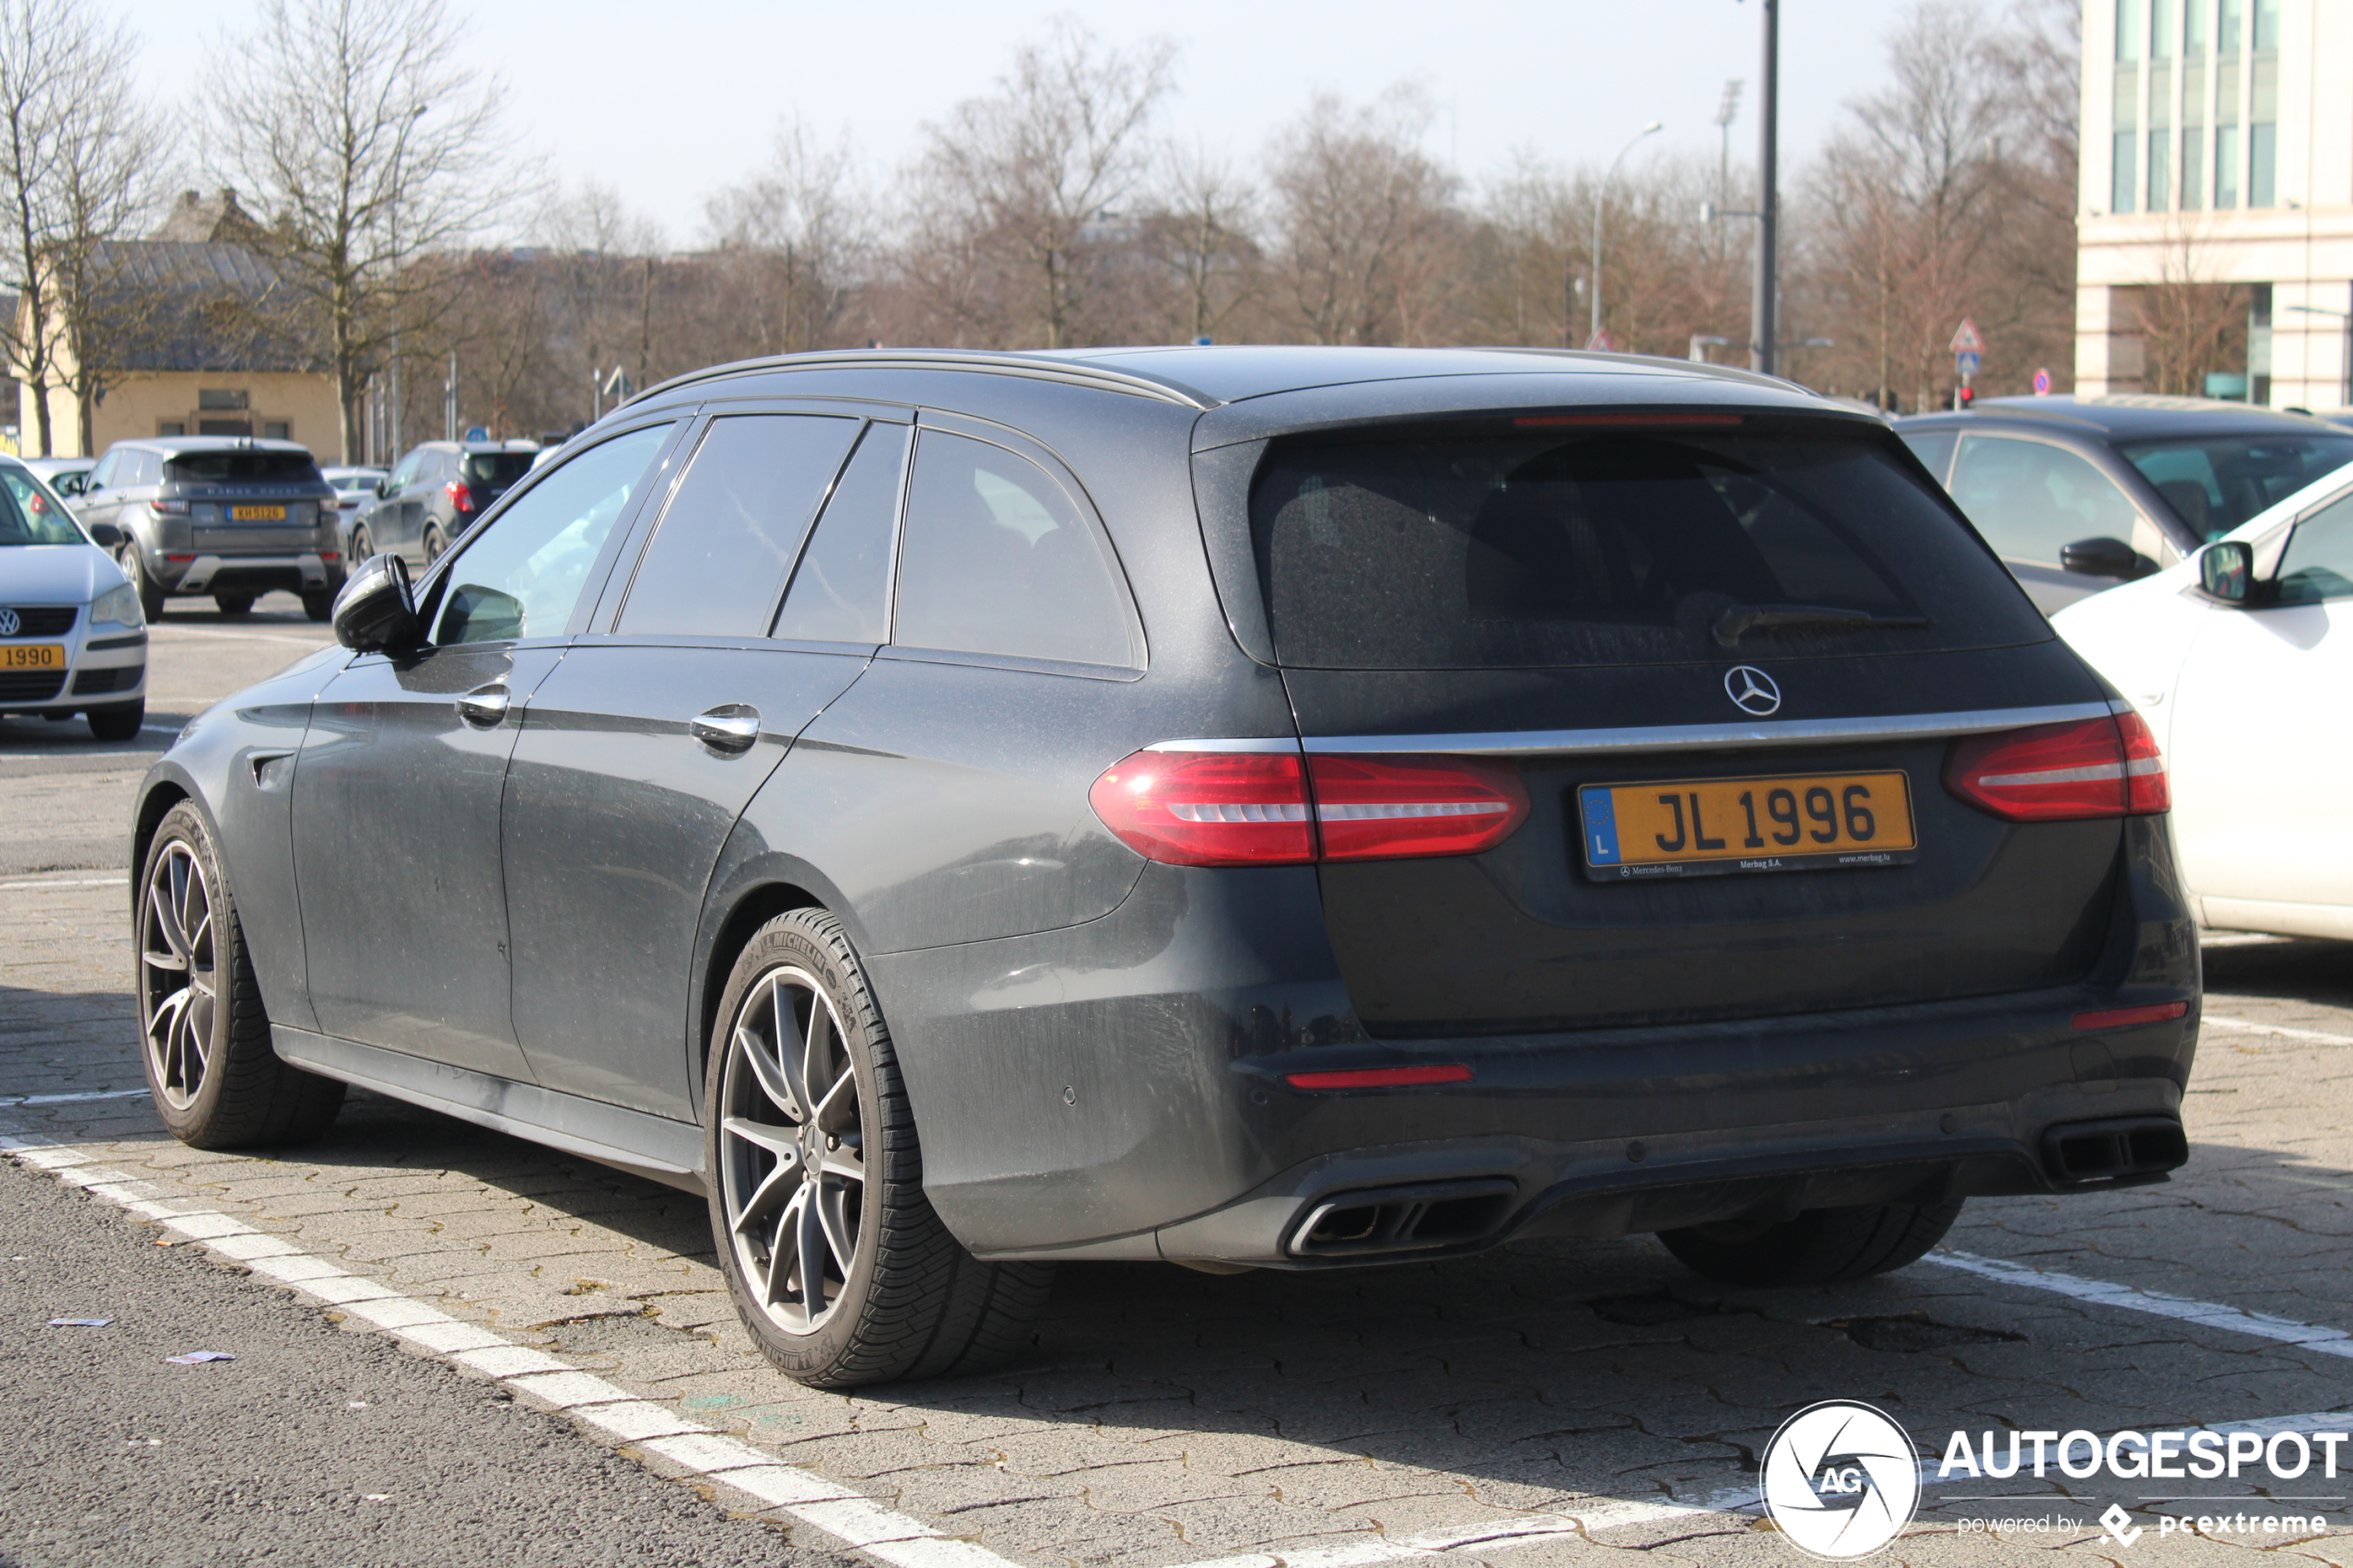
16 190 343 460
2077 0 2353 408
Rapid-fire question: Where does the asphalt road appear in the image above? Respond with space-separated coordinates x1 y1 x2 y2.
0 1144 837 1568
4 590 2353 1566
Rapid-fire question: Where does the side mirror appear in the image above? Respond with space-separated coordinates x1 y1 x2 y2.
57 473 84 496
2058 535 2147 580
333 551 421 651
375 476 394 497
2197 540 2254 605
84 520 121 548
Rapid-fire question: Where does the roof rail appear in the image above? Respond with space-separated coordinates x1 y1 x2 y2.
622 349 1223 413
1480 345 1800 393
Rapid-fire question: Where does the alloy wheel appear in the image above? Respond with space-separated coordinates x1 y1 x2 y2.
718 964 865 1334
140 841 217 1110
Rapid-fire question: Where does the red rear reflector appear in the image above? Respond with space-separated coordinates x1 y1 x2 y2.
1283 1063 1473 1090
1514 412 1743 428
1088 750 1313 867
2072 1001 2190 1030
1310 754 1529 860
1944 714 2169 821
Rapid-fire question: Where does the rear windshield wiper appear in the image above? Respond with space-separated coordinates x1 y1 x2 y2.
1712 603 1931 646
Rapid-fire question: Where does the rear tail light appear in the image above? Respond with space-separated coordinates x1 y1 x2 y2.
1944 712 2169 821
1308 754 1529 860
2072 1000 2190 1030
446 480 475 514
1089 748 1529 867
1283 1063 1473 1090
151 497 189 515
1088 750 1314 866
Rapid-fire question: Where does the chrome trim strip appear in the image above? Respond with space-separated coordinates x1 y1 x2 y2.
1299 702 2116 758
1146 736 1303 754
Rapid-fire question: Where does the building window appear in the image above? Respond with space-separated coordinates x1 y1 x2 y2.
2112 132 2138 214
2219 0 2242 51
197 419 251 437
2250 121 2276 207
2186 0 2208 52
2117 0 2142 58
2216 123 2240 207
263 421 291 440
157 421 184 437
2148 129 2171 210
2182 126 2205 208
2252 0 2278 49
2151 0 2174 56
196 388 248 411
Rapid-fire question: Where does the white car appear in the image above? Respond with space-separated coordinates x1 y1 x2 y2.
0 455 147 740
2056 462 2353 940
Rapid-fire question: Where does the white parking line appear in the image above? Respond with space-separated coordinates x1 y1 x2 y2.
146 626 332 647
0 875 128 891
2206 1014 2353 1047
1926 1249 2353 1360
0 1088 146 1108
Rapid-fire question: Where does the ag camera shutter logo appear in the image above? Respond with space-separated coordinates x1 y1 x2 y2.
1761 1400 1920 1559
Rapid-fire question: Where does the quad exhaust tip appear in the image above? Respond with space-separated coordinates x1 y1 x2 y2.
1289 1178 1518 1259
2042 1116 2189 1185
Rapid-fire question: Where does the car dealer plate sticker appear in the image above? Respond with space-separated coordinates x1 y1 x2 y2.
0 643 64 671
1579 771 1918 880
229 505 285 521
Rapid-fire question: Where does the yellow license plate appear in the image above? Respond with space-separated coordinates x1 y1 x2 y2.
0 643 64 670
229 505 285 521
1579 770 1918 880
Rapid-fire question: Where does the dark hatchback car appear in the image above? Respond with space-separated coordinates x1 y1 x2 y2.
1897 395 2353 613
348 440 539 571
132 346 2197 1387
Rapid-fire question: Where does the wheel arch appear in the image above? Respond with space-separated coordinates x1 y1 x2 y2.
696 878 828 1091
130 773 194 909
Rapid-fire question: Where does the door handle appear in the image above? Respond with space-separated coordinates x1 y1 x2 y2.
689 704 761 754
458 681 510 728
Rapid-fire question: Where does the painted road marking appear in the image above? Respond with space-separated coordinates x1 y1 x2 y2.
1928 1249 2353 1360
2206 1014 2353 1047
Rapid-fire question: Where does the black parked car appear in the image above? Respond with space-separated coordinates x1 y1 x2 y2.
348 440 539 571
1896 395 2353 613
132 346 2197 1387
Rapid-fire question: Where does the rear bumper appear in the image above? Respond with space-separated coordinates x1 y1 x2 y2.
163 552 333 596
878 817 2198 1266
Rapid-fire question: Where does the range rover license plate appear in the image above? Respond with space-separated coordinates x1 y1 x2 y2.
229 505 285 521
1579 771 1918 880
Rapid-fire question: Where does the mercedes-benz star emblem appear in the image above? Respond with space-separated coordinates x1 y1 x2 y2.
0 608 19 637
1724 665 1781 716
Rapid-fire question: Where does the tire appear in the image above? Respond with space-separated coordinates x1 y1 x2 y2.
301 588 334 622
422 524 447 566
1658 1199 1965 1287
135 802 345 1148
123 546 165 623
86 700 144 742
212 594 254 617
705 908 1053 1388
350 526 373 564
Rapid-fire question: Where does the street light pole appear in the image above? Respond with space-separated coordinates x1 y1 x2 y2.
1587 120 1662 350
1751 0 1780 375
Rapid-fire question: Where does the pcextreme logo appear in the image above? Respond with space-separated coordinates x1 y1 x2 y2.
1761 1400 1921 1559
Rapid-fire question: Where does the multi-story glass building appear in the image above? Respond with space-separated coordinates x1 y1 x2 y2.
2079 0 2353 408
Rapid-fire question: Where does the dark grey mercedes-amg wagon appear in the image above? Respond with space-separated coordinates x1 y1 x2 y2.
130 346 2198 1387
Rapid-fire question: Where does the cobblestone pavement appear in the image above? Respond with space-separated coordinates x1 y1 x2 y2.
5 608 2352 1566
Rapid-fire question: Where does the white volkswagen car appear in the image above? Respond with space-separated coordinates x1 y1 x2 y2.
0 456 147 740
2057 461 2353 940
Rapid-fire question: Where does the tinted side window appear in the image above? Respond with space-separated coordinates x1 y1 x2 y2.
86 452 117 489
130 451 162 486
772 421 907 645
1949 435 2141 565
2275 491 2353 606
893 431 1136 667
434 423 672 645
1897 429 1957 483
618 414 860 637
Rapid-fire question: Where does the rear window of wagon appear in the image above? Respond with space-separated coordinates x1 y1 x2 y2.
1247 416 2050 670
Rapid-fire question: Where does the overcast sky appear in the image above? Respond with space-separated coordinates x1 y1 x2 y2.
118 0 1914 245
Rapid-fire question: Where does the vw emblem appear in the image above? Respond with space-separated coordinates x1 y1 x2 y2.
0 608 18 637
1724 665 1781 716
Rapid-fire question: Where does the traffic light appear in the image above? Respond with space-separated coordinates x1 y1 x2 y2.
1957 384 1975 409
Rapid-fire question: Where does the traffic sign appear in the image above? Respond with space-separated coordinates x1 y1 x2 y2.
1956 351 1981 377
463 425 488 443
2032 368 2052 395
1949 318 1984 354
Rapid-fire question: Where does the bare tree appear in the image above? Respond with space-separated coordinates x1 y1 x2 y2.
1139 144 1259 344
2133 222 2246 395
1263 87 1463 345
904 19 1176 348
534 179 664 421
704 119 872 358
0 0 161 456
208 0 522 461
